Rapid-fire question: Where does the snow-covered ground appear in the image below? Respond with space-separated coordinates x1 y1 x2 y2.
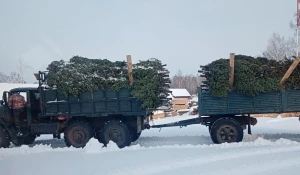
1 115 300 175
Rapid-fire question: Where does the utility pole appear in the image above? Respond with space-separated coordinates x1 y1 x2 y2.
297 0 300 56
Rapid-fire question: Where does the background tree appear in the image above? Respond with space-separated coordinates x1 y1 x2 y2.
262 14 297 60
0 71 26 83
170 69 201 95
262 33 296 61
0 57 27 83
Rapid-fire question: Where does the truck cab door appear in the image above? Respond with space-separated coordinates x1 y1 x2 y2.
0 91 13 124
26 91 32 125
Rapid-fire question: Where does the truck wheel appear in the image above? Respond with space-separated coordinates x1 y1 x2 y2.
130 129 141 142
0 126 10 148
11 138 23 147
210 118 243 144
98 120 131 148
23 135 36 145
64 121 93 148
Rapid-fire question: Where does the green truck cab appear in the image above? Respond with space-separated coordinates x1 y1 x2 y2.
0 71 151 148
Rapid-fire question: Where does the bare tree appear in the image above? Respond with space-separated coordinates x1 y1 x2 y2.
171 70 185 89
263 14 298 60
0 71 26 83
16 57 26 83
262 33 296 61
0 72 10 83
289 13 297 36
170 70 201 95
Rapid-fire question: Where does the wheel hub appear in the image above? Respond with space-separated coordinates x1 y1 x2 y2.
217 125 236 142
73 130 85 143
108 129 123 142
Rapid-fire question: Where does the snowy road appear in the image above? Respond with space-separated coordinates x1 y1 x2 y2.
1 115 300 175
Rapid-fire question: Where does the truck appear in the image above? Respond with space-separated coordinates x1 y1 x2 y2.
0 71 151 148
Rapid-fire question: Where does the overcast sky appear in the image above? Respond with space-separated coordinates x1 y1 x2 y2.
0 0 296 83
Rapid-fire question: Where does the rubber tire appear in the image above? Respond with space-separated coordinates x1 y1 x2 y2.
130 129 141 142
23 135 36 145
64 121 93 148
210 117 243 144
11 138 23 147
98 120 131 149
0 126 10 148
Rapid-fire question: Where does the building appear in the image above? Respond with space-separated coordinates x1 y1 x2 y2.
169 88 191 99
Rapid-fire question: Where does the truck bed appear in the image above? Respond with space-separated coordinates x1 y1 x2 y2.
199 89 300 116
41 88 146 117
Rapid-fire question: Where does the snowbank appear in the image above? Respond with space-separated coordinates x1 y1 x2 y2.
1 115 300 175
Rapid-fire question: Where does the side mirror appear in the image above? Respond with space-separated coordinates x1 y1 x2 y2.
2 91 8 106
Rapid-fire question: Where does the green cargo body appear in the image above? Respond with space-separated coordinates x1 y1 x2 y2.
199 89 300 116
42 88 146 117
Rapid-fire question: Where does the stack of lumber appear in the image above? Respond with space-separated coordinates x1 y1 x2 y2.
152 111 166 120
171 98 189 111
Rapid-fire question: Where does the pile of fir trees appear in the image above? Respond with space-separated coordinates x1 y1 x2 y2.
46 56 171 109
199 55 300 97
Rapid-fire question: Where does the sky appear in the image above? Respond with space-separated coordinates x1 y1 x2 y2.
0 0 296 83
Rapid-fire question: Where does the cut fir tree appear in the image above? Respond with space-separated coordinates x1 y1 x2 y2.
199 55 299 97
46 56 171 109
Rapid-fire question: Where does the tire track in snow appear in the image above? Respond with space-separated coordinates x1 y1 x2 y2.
204 156 300 175
106 145 300 175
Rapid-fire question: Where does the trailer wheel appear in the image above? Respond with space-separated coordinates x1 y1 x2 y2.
210 118 243 144
64 121 93 148
0 126 10 148
97 120 131 148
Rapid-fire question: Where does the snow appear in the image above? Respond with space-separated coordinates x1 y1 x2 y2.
190 95 198 102
1 115 300 174
153 110 165 114
169 88 191 97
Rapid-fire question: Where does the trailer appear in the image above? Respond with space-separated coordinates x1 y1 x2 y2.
152 89 300 143
152 88 300 144
0 71 151 148
152 54 300 144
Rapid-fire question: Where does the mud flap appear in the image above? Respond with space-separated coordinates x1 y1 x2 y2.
248 114 252 135
137 116 142 133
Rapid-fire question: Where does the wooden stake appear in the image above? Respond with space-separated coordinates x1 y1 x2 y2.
280 57 300 84
126 55 134 85
229 53 235 85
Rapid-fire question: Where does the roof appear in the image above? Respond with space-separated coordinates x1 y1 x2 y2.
0 83 38 95
10 87 39 93
169 88 191 97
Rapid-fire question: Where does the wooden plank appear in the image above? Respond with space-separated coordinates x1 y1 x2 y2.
172 105 189 111
171 98 188 105
280 57 300 84
126 55 134 85
152 113 165 119
229 53 235 85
